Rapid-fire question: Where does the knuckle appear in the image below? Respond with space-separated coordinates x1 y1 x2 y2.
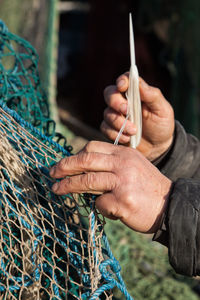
76 153 85 169
83 172 96 190
84 141 92 152
102 124 116 140
104 86 116 105
119 134 130 144
102 127 114 140
82 152 92 166
64 177 72 189
58 177 71 194
104 109 121 127
109 131 117 141
123 192 137 210
120 137 130 144
103 107 110 119
114 114 123 127
59 158 67 171
154 87 162 98
84 141 96 153
168 103 174 116
76 152 90 169
108 111 118 123
108 173 117 190
103 86 112 98
100 121 106 133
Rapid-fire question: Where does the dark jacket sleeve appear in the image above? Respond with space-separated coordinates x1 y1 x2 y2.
154 121 200 276
155 121 200 181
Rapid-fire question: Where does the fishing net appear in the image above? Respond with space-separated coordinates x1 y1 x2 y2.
0 21 133 299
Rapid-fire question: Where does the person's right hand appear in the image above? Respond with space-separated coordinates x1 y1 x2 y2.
50 141 172 234
101 74 175 161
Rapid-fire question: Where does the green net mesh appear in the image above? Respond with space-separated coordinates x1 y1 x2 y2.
0 21 132 299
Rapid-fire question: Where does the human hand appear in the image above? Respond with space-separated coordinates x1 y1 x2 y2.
50 141 172 233
101 74 175 161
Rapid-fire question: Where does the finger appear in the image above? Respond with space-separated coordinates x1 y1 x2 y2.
52 172 117 195
104 85 128 115
103 107 136 135
139 77 167 112
50 151 115 178
95 193 119 220
116 72 129 93
100 121 131 144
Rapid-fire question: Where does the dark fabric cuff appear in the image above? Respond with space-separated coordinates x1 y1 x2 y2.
167 178 200 276
153 178 200 276
152 183 175 247
152 212 169 247
155 121 200 181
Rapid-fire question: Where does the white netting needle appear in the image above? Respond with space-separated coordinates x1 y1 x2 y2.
114 13 142 148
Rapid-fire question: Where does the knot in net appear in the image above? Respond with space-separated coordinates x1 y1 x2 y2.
0 20 133 299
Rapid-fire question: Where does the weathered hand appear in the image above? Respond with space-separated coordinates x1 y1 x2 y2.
101 74 175 161
50 141 172 233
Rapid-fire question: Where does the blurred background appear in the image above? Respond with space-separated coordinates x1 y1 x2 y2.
0 0 200 299
57 0 200 139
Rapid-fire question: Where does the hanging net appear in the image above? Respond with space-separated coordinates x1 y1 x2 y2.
0 21 133 299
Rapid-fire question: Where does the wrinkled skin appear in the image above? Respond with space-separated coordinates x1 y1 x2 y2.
50 141 172 234
50 75 175 234
101 73 175 161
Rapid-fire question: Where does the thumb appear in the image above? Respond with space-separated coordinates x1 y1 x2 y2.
139 77 166 112
116 72 129 93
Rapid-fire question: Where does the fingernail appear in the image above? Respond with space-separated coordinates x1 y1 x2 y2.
52 182 59 193
49 166 56 177
127 126 136 135
120 103 128 114
117 79 125 88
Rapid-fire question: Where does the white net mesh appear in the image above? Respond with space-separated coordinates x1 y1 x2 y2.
0 106 114 299
0 19 132 300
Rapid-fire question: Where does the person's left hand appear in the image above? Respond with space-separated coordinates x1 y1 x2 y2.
50 141 172 233
101 75 175 161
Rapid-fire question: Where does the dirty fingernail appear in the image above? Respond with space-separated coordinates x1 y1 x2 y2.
52 182 59 193
127 126 136 135
50 166 56 177
117 79 125 88
120 103 128 114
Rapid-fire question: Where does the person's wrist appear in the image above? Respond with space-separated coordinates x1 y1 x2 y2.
148 135 174 162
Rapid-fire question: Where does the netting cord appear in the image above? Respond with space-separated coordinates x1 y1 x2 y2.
89 199 133 299
89 233 133 300
0 101 70 157
0 19 8 33
0 100 133 299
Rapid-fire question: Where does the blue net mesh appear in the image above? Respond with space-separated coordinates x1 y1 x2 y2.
0 20 133 299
